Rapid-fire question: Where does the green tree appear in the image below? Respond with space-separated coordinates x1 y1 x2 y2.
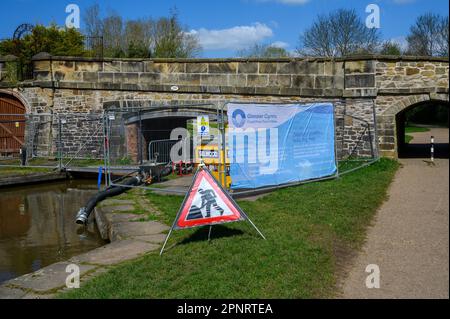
152 11 201 58
127 41 151 58
379 41 402 56
0 24 86 59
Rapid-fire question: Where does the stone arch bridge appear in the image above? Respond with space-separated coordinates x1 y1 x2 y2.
0 53 448 159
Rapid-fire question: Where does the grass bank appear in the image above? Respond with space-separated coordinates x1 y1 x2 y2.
60 158 398 299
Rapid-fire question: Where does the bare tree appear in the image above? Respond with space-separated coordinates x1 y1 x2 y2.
406 13 449 57
83 4 103 37
82 5 201 58
297 9 380 57
236 43 290 58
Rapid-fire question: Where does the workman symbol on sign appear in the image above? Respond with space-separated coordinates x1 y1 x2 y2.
187 188 224 220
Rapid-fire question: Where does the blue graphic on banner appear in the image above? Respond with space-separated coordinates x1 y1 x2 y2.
227 103 336 189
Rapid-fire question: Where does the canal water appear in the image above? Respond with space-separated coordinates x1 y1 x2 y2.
0 179 106 284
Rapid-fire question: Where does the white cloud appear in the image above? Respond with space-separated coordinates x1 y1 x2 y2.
188 23 274 51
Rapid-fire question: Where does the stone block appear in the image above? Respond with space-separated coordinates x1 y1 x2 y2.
291 75 314 88
70 239 159 266
53 61 75 73
259 62 277 74
315 75 344 89
345 60 375 74
228 74 247 86
98 72 114 83
121 61 144 72
34 71 50 81
200 74 228 86
144 62 185 73
75 61 102 72
114 72 139 83
83 72 99 82
33 60 50 72
324 61 344 76
238 62 258 74
406 67 420 75
277 61 318 74
247 74 268 86
268 74 291 87
177 73 201 85
185 63 207 73
255 87 279 95
139 73 161 83
103 61 121 72
3 262 96 293
208 62 238 74
345 74 375 88
420 70 435 77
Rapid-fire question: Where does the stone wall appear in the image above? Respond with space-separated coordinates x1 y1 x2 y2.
0 54 448 159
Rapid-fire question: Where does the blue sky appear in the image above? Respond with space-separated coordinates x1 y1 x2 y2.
1 0 448 57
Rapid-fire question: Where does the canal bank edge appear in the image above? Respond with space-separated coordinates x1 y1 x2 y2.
0 197 169 299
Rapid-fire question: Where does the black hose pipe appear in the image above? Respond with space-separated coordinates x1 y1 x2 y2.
75 176 142 225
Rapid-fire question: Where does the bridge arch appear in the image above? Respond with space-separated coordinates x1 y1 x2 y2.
376 94 449 158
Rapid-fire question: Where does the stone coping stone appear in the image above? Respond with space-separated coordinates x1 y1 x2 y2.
69 239 159 266
1 262 96 293
99 204 135 214
133 234 167 244
113 221 170 239
32 54 450 63
0 286 29 299
98 199 135 207
0 172 66 187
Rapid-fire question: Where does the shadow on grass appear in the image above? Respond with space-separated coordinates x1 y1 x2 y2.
179 225 245 245
162 225 245 253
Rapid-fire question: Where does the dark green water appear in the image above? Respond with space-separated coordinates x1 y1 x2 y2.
0 180 105 284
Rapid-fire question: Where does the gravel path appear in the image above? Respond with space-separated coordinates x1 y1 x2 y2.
340 128 449 299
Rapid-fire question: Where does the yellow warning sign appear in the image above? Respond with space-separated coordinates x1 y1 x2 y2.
197 115 209 136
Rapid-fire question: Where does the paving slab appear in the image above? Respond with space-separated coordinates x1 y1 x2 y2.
2 262 96 293
100 205 135 213
0 286 28 299
133 234 167 243
113 221 170 239
99 199 135 207
105 212 140 223
69 239 159 265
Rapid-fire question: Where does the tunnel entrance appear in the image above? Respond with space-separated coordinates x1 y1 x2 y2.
142 117 194 142
396 100 449 159
120 105 220 164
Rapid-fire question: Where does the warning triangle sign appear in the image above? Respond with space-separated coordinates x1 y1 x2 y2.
174 167 244 229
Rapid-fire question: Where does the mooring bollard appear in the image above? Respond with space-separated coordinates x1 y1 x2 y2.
430 135 434 162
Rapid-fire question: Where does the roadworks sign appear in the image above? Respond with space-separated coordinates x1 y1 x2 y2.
160 166 266 255
174 168 244 229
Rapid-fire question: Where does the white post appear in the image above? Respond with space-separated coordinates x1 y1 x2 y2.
430 135 434 162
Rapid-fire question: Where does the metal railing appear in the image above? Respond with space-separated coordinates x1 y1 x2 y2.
148 139 179 164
